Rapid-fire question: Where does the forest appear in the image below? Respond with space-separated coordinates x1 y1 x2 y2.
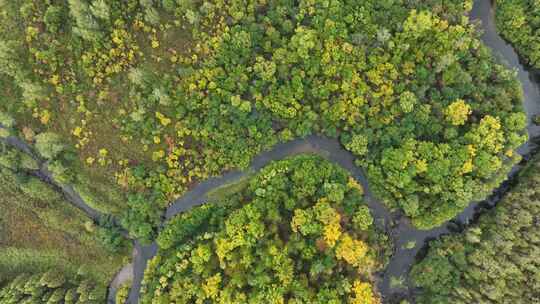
0 0 528 241
411 154 540 303
0 141 129 302
495 0 540 68
0 0 538 303
141 155 391 303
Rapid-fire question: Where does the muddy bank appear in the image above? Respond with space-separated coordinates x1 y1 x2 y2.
107 263 134 304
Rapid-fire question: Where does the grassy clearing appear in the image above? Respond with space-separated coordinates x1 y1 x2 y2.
205 172 254 202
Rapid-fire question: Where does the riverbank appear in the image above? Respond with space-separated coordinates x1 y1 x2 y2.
127 1 540 303
2 1 540 303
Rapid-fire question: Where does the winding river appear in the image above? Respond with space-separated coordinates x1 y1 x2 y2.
125 1 540 303
2 1 539 303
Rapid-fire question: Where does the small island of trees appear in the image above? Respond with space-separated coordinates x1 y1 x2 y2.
141 155 391 303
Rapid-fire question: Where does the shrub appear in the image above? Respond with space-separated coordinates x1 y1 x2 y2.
115 281 131 304
39 270 66 288
48 160 74 184
0 111 14 128
43 5 65 33
0 144 39 171
95 215 124 253
19 177 60 201
35 132 65 160
67 0 103 42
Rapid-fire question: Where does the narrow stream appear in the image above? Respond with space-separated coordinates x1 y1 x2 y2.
127 136 395 304
0 134 103 222
2 1 539 303
126 1 540 303
1 131 129 303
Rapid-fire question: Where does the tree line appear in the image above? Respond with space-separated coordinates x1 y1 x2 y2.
496 0 540 68
411 154 540 303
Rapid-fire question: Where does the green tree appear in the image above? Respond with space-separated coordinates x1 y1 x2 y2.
142 156 389 304
35 132 65 160
90 0 110 21
68 0 103 42
44 5 66 33
345 134 369 157
39 270 66 288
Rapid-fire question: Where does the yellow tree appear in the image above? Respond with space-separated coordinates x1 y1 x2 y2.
445 99 471 126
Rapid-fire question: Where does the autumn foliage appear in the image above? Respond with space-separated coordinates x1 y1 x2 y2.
0 0 528 235
142 155 390 303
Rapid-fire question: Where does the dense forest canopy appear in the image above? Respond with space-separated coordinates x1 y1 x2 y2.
0 0 528 236
495 0 540 68
141 155 391 303
411 155 540 303
0 1 538 303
